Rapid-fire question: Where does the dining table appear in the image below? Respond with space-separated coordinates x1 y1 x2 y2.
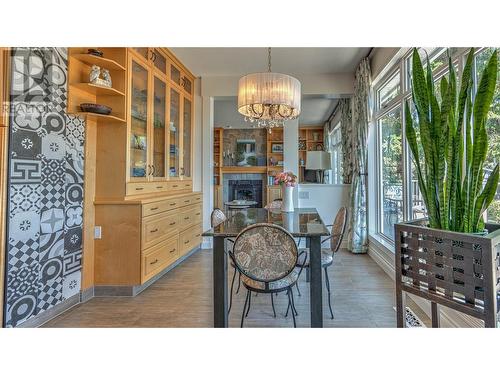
202 207 331 328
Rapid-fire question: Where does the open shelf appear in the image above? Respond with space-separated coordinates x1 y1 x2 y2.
74 112 126 123
71 82 125 96
72 53 126 71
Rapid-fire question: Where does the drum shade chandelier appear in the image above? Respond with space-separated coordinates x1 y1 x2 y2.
238 48 301 131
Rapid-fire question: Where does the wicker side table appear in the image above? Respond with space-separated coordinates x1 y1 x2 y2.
395 220 500 328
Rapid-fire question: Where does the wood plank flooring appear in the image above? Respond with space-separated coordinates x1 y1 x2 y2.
44 248 402 328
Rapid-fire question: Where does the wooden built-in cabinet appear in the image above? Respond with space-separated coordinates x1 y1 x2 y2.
68 48 200 290
0 47 10 325
298 126 324 183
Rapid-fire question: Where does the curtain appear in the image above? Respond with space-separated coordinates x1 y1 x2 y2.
339 98 353 184
348 57 372 253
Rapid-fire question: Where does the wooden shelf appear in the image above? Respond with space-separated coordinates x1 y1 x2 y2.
72 53 126 71
221 166 267 174
71 83 125 96
74 112 126 123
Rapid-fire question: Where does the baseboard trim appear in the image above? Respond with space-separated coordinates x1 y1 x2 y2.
368 237 481 328
17 294 80 328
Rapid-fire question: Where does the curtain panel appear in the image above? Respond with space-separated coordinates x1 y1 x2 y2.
339 98 353 184
348 57 372 253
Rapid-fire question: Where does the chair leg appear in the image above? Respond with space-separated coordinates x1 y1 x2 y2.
245 291 252 317
228 267 237 314
236 273 241 294
324 267 334 319
288 288 297 328
290 287 298 317
295 281 301 297
241 290 250 328
270 293 276 318
285 290 291 317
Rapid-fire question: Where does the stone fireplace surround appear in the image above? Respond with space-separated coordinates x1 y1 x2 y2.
222 173 266 208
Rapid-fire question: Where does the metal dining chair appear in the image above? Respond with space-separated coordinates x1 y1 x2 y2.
210 209 240 314
264 198 282 210
228 223 307 328
296 206 348 319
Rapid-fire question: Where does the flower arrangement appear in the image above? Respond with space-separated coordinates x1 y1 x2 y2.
274 171 298 187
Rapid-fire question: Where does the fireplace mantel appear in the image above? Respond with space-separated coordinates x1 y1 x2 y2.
220 166 268 174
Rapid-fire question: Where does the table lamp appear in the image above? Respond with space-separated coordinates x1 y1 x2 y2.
305 151 331 183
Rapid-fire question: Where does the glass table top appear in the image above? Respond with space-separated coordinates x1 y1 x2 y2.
203 208 330 237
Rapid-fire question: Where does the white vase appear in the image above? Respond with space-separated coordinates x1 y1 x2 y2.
281 185 294 212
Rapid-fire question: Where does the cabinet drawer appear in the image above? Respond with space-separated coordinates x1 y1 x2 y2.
142 238 179 282
127 183 154 196
142 197 179 217
151 182 169 193
142 211 179 249
168 180 192 192
179 224 202 256
179 204 202 230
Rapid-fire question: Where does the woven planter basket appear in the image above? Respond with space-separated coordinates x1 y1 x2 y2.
395 219 500 328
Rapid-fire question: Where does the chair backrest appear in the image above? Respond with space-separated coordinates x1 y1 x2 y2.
211 208 227 227
231 223 298 283
330 207 348 253
265 199 282 210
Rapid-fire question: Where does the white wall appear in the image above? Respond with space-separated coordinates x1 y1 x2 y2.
298 184 350 230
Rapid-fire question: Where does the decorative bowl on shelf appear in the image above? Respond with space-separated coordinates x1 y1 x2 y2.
88 48 103 57
80 103 112 115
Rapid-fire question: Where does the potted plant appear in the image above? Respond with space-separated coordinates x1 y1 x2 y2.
274 171 298 212
395 48 500 327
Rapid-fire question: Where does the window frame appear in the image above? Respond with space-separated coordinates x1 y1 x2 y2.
370 46 498 247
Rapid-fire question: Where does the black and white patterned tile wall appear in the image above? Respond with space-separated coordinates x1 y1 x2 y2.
4 48 85 327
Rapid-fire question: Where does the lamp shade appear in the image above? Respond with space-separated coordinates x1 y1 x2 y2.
305 151 331 170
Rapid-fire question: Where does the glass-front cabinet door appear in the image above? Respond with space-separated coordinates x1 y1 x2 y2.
129 57 150 181
132 47 150 62
169 87 180 178
152 75 167 179
182 96 192 178
152 48 167 75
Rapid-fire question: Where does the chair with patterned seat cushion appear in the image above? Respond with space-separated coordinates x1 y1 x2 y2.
264 199 282 210
229 223 307 327
297 206 348 319
211 208 240 314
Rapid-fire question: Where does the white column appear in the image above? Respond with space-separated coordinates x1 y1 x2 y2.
283 119 299 207
202 95 214 233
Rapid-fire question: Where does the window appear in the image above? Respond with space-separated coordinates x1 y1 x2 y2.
378 106 403 240
370 47 499 247
329 123 343 184
378 73 400 109
474 48 500 223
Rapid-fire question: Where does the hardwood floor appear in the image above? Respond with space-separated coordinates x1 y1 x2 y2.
44 248 401 328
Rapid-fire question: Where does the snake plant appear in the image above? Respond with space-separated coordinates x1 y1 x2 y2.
405 48 499 233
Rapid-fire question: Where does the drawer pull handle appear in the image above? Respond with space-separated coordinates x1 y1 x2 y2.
169 203 176 206
136 187 144 191
184 200 190 203
185 184 190 187
184 216 190 220
169 222 176 226
150 259 159 265
150 207 159 211
156 186 164 189
150 228 159 233
184 240 190 244
196 213 200 216
196 234 201 237
169 248 176 253
172 184 179 188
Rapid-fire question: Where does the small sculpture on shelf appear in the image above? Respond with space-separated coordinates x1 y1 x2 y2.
89 65 101 84
102 69 112 87
89 65 112 88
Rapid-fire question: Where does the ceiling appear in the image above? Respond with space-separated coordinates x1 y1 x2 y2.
214 96 338 129
170 47 371 76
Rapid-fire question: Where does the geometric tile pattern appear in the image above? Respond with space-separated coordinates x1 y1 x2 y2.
5 47 85 327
